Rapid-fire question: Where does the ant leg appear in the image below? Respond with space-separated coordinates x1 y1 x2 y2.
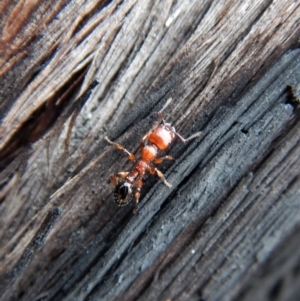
149 167 172 188
133 179 143 214
174 130 202 143
142 120 160 142
105 136 136 160
142 130 154 142
110 172 129 184
153 155 174 164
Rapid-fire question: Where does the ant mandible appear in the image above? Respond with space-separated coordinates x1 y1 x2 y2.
104 98 201 213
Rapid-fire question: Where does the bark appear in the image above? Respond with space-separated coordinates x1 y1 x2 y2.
0 1 300 301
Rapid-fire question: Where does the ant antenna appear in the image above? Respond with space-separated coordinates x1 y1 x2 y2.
159 98 172 114
158 98 172 125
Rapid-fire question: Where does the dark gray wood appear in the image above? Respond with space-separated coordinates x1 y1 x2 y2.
0 1 300 301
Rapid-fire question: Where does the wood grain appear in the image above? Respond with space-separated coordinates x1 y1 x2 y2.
0 1 300 300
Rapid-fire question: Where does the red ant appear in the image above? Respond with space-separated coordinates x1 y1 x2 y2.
105 98 201 213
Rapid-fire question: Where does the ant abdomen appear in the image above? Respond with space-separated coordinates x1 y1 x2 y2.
113 182 133 205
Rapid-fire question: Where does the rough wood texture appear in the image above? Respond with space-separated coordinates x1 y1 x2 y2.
1 1 300 300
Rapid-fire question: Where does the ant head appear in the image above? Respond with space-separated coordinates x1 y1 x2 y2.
164 124 175 132
113 182 133 205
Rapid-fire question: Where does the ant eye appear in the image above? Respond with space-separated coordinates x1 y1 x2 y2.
113 182 132 205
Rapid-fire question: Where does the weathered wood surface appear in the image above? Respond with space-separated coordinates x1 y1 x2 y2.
0 1 300 300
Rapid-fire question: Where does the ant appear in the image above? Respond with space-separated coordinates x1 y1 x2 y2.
104 98 201 213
